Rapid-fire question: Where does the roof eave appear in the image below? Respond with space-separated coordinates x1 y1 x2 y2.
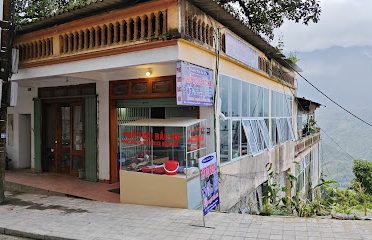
189 0 302 73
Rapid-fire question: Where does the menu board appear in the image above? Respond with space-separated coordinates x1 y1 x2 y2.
225 33 259 70
176 61 214 106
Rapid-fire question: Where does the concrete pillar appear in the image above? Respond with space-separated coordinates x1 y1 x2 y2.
97 80 110 181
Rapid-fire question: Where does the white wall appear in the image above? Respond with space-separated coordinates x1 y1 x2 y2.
199 106 215 154
18 114 31 168
96 80 110 180
7 86 36 168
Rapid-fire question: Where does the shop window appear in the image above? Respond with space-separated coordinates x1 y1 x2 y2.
231 79 241 117
263 89 269 117
232 120 241 159
271 91 294 145
219 119 229 163
242 82 249 117
241 123 248 156
119 119 206 178
273 118 294 144
219 75 271 162
242 119 272 156
219 75 230 117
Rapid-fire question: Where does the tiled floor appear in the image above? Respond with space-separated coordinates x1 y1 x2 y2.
5 170 120 203
0 191 372 240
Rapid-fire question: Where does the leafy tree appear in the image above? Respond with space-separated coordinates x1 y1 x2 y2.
14 0 321 39
218 0 321 39
14 0 86 26
352 160 372 194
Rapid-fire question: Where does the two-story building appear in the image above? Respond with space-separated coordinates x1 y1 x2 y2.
8 0 321 212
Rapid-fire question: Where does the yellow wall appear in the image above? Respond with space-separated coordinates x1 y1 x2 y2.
120 170 188 208
177 39 295 94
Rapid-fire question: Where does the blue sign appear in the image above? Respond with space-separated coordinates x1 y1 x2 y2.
176 61 214 107
199 152 219 216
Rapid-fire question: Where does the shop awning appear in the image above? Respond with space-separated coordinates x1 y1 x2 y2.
121 118 205 127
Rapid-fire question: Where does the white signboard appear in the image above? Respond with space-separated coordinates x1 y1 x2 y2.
176 61 214 106
225 33 259 70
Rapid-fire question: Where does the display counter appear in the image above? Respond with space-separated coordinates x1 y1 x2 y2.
118 118 206 208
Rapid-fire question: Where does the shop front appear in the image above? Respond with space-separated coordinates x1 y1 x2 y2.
109 61 215 208
109 75 200 182
119 118 206 208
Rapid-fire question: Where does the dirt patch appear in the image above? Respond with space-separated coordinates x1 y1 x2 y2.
2 197 89 214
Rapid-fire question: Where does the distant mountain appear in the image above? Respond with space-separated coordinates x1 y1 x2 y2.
295 46 372 187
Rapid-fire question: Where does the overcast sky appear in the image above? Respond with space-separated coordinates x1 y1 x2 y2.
275 0 372 52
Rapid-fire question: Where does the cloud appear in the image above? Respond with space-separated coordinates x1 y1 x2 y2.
274 0 372 52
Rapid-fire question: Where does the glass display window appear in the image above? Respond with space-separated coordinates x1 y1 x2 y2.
119 118 207 179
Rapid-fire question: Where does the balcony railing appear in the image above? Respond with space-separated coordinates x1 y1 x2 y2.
15 8 169 66
295 132 320 157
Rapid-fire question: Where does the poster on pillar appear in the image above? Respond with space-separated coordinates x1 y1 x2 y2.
176 61 214 107
199 152 219 216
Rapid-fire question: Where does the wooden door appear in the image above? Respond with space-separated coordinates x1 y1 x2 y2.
58 105 72 174
43 101 85 176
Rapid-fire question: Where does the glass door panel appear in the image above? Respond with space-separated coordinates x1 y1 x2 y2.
61 107 71 146
60 106 71 173
72 104 84 174
73 106 83 151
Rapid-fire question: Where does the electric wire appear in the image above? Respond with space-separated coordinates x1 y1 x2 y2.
284 63 372 128
319 128 355 160
286 82 356 162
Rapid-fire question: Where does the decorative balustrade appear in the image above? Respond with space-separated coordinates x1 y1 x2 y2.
184 15 215 48
272 64 295 86
258 56 270 75
58 11 167 55
295 132 321 157
15 9 168 65
17 37 54 62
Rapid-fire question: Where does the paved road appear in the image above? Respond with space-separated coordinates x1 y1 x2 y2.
0 191 371 240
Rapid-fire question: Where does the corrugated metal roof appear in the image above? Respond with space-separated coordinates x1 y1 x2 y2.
296 97 322 112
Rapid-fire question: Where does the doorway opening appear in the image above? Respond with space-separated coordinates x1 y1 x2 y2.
42 101 85 176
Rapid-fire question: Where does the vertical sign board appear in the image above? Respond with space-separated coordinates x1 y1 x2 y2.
225 33 259 70
176 61 214 106
199 152 219 216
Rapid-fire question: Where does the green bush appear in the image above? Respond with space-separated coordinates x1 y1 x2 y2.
352 160 372 194
333 203 353 215
260 202 273 216
298 200 314 217
310 196 330 216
